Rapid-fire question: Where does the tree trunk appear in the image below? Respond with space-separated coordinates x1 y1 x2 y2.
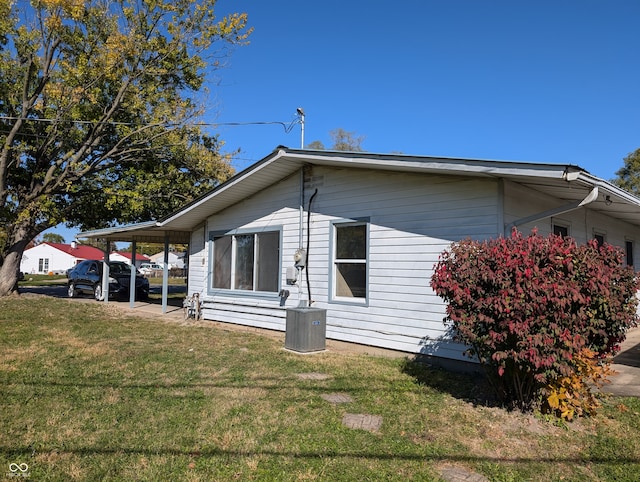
0 223 34 297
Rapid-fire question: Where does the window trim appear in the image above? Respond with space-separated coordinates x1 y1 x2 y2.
552 219 570 238
208 227 282 298
329 218 370 306
625 238 635 268
593 230 606 247
38 258 49 273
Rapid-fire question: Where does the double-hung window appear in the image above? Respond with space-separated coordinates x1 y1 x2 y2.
210 230 280 293
626 240 634 268
38 258 49 273
332 221 368 302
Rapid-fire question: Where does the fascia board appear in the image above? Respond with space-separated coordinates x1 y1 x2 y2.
279 150 578 180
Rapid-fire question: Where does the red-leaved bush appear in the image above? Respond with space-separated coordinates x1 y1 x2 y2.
430 229 639 411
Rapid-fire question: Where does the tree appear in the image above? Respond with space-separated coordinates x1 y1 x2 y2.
306 140 325 150
306 128 365 151
42 233 65 244
0 0 251 296
613 148 640 195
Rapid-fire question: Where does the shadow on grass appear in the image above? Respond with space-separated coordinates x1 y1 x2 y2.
2 444 639 466
400 359 498 407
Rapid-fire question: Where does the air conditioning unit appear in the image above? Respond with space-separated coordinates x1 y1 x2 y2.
285 307 326 353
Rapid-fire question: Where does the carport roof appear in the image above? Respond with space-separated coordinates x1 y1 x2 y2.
78 146 640 243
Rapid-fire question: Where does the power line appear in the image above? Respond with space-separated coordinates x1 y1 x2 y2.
0 115 302 132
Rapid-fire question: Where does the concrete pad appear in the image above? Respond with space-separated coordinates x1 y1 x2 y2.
609 326 640 397
342 413 382 432
321 393 353 404
296 372 331 381
439 466 490 482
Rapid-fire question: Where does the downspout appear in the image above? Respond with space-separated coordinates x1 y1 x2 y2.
505 186 599 236
299 168 304 249
306 188 318 306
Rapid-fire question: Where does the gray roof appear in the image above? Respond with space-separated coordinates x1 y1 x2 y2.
78 147 640 243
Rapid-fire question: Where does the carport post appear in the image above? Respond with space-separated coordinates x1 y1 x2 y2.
102 240 111 304
162 234 170 314
129 240 137 308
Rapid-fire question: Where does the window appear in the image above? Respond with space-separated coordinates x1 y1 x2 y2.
38 258 49 273
332 222 368 300
626 240 634 268
210 231 280 293
594 233 605 247
553 224 568 237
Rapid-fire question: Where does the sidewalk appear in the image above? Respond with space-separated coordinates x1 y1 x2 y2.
609 326 640 397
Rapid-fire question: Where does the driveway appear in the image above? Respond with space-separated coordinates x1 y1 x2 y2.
20 283 186 305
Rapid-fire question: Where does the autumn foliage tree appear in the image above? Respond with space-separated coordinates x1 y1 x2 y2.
430 230 639 414
0 0 251 295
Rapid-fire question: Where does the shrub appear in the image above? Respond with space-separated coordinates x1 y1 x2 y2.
543 347 614 421
430 229 639 412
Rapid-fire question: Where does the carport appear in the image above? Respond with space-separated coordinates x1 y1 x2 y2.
77 222 191 313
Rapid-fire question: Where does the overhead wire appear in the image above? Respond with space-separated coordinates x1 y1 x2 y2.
0 115 302 132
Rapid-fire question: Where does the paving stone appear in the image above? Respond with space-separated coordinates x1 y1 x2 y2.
296 372 331 380
320 392 353 404
342 413 382 432
438 466 490 482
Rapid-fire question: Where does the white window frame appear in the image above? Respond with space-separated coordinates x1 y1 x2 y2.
38 258 49 273
625 238 635 268
330 219 369 305
593 230 606 247
552 219 570 238
208 229 281 297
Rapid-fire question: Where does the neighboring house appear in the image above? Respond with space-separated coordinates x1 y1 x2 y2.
78 148 640 365
110 251 151 269
149 251 185 269
20 242 104 274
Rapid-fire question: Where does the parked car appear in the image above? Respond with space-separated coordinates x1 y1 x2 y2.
67 260 149 301
139 263 163 276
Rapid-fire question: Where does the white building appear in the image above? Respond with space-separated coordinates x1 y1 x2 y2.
20 242 104 274
109 251 150 269
149 251 185 269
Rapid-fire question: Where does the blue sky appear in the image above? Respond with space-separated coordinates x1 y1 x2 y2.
49 0 640 242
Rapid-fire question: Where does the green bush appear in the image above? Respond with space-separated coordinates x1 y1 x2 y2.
430 229 639 412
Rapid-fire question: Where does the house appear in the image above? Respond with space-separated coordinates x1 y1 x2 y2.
149 251 185 269
20 242 104 274
110 251 151 269
78 148 640 365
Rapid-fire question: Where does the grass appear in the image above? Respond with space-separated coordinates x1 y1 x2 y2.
19 274 68 286
1 296 639 481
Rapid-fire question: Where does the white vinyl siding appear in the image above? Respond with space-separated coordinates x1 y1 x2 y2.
503 177 640 277
188 167 499 359
186 165 640 360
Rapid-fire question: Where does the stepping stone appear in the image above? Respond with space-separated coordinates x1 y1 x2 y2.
342 413 382 432
439 466 489 482
296 372 331 380
321 393 353 404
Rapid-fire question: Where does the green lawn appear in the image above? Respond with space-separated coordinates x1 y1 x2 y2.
19 274 68 286
1 296 639 481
